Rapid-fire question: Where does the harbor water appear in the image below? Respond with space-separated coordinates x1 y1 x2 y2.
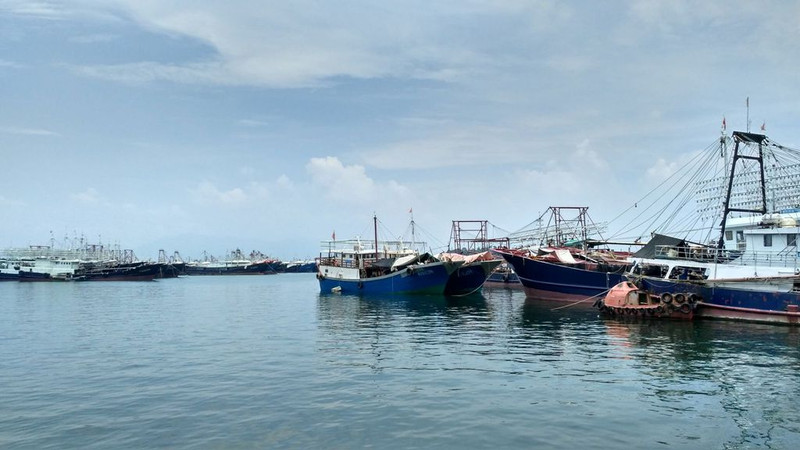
2 275 800 448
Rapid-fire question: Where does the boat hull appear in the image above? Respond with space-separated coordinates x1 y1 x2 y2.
498 251 628 302
444 260 503 296
78 263 161 281
17 271 52 282
184 260 281 275
636 276 800 325
598 282 695 319
483 264 521 288
318 262 453 295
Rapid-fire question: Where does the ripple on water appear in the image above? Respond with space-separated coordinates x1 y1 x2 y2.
1 278 800 448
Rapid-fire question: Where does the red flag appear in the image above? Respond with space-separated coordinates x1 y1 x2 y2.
332 230 336 240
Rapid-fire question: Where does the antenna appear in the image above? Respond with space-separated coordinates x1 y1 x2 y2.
746 96 750 132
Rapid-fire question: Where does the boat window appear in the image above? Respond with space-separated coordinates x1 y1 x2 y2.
725 230 733 241
789 234 797 247
736 231 744 242
764 234 773 247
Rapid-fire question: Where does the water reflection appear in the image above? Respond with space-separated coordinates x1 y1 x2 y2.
314 289 800 447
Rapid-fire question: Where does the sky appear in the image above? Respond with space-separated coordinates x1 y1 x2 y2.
1 0 799 261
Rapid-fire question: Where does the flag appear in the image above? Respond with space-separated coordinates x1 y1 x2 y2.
761 121 766 131
332 230 336 240
409 208 413 213
722 116 726 130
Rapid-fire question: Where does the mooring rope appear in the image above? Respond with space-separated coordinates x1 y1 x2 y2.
550 289 610 311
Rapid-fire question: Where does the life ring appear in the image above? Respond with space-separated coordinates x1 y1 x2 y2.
679 303 692 315
674 293 686 304
660 293 673 304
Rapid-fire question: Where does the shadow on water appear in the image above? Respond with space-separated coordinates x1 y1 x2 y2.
518 294 800 447
316 292 488 322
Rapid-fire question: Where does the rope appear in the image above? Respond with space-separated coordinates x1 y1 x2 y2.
550 289 610 311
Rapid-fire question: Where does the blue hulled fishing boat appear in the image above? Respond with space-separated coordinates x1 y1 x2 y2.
317 215 459 295
437 252 504 296
494 246 630 301
619 131 800 325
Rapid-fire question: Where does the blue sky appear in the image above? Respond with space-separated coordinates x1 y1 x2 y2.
1 1 799 261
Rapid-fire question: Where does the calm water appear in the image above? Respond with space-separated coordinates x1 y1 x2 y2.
2 275 800 449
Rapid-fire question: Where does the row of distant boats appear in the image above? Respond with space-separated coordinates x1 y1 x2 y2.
316 131 800 327
0 249 317 282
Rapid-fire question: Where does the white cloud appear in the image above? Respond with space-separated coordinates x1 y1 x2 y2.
0 1 69 20
276 174 293 189
306 156 410 206
0 126 60 136
57 1 573 88
70 188 101 204
306 156 376 203
190 181 247 205
573 139 608 171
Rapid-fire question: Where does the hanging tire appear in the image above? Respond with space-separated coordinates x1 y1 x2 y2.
688 294 700 304
674 293 686 304
660 293 673 304
655 305 665 316
679 303 692 315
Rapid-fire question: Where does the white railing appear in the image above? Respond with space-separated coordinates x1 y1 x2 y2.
653 244 799 268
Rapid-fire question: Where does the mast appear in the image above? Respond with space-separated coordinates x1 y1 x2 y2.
411 217 416 250
717 131 768 249
373 214 379 260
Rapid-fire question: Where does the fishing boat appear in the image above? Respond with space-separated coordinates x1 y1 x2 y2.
317 215 459 295
437 251 504 296
625 131 800 325
284 260 317 273
493 207 632 301
483 263 522 288
184 249 282 275
0 256 84 281
438 220 509 295
495 245 630 301
1 260 21 281
76 261 162 281
595 281 696 319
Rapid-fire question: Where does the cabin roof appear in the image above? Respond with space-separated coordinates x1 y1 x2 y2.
632 234 687 258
